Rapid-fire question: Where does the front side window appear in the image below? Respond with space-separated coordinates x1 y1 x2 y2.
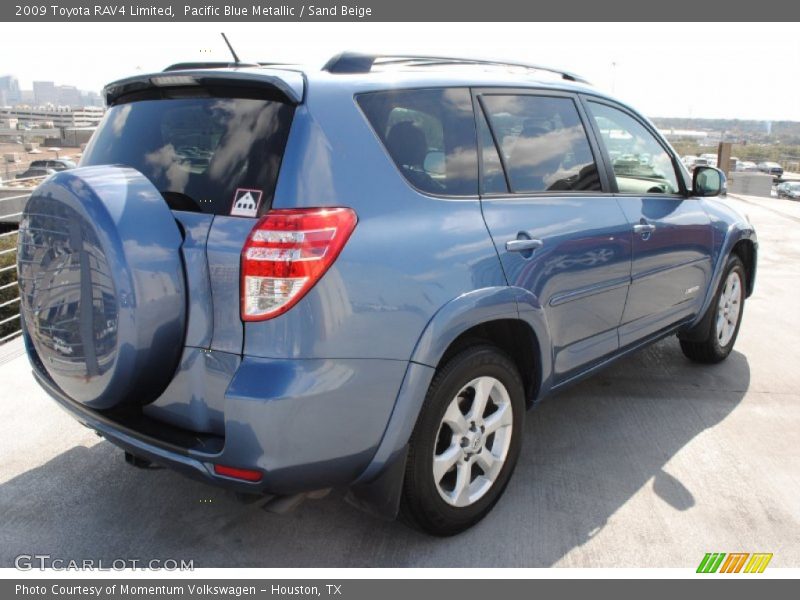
479 94 601 194
587 102 681 195
357 88 478 196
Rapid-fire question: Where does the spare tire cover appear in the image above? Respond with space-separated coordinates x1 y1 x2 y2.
18 165 186 410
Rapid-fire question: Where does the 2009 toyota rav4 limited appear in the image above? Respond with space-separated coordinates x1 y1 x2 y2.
17 53 757 536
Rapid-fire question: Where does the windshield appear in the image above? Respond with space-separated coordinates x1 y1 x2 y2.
82 96 294 216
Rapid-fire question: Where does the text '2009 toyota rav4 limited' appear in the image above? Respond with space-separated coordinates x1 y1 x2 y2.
18 53 757 535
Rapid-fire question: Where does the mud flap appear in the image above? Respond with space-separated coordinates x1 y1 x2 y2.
345 445 409 520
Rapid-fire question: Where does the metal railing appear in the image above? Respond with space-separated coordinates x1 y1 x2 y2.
0 193 26 345
1 162 28 181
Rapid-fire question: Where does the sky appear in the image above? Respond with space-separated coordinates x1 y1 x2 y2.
1 22 799 121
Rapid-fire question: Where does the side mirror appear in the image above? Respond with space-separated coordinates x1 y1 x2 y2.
692 166 726 197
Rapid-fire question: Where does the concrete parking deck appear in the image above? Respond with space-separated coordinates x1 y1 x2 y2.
0 195 798 568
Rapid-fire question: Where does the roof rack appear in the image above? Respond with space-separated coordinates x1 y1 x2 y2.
322 52 590 84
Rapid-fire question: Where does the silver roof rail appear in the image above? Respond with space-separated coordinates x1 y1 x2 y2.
322 52 590 84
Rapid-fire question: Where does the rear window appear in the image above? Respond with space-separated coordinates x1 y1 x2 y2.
81 96 294 216
357 88 478 196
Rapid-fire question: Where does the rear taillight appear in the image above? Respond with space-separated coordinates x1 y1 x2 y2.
241 207 358 321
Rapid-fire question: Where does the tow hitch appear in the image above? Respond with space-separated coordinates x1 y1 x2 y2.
124 451 163 470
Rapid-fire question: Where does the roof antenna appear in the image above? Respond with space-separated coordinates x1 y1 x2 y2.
221 32 241 64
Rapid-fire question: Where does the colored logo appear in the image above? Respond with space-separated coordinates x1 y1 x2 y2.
697 552 773 573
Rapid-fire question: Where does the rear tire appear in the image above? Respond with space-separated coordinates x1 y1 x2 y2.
680 255 746 364
400 344 525 536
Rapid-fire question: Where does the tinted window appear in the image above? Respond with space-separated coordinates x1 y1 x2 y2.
480 94 601 194
357 88 478 196
477 108 508 194
81 96 295 216
587 102 680 195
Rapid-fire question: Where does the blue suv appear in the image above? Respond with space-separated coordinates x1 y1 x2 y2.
17 53 757 535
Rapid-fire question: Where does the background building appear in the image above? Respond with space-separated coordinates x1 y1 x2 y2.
56 85 81 107
0 106 104 129
0 76 21 106
32 81 57 106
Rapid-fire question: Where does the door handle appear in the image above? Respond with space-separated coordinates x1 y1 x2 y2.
506 239 543 253
633 223 656 235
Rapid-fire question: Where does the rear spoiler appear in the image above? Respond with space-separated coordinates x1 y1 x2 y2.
104 69 304 105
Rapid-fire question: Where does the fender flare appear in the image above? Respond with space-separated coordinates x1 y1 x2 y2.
683 222 758 339
348 286 552 517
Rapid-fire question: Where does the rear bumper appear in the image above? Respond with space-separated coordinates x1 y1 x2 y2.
32 352 409 496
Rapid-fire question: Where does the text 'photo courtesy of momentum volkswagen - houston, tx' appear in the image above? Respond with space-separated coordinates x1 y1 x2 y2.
17 52 756 536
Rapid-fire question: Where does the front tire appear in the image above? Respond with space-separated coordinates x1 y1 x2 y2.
680 255 746 364
400 345 525 536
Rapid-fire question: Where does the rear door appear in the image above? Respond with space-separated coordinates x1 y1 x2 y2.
476 90 632 383
582 99 713 346
81 89 296 355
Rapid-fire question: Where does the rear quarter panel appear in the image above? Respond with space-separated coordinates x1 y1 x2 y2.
243 82 507 361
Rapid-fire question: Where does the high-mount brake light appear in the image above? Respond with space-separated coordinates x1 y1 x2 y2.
149 75 198 87
240 207 358 321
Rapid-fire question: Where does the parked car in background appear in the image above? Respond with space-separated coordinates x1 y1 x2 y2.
736 161 759 172
15 159 76 179
29 158 77 171
685 156 709 172
758 161 784 178
15 166 56 179
777 181 800 199
17 53 758 535
700 153 718 168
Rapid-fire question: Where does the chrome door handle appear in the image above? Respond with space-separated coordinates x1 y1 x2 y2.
633 223 656 234
506 239 543 253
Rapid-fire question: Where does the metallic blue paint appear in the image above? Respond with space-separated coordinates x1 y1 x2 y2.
19 166 185 409
222 356 408 493
206 216 253 354
20 65 758 519
408 287 520 367
143 347 239 435
690 197 758 326
615 196 714 346
480 195 632 382
175 211 214 349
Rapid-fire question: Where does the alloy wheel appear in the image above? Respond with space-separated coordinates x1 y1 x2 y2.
716 270 743 347
432 376 514 507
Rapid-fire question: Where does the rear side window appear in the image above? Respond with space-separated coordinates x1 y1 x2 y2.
81 96 295 216
480 94 601 194
357 88 478 196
